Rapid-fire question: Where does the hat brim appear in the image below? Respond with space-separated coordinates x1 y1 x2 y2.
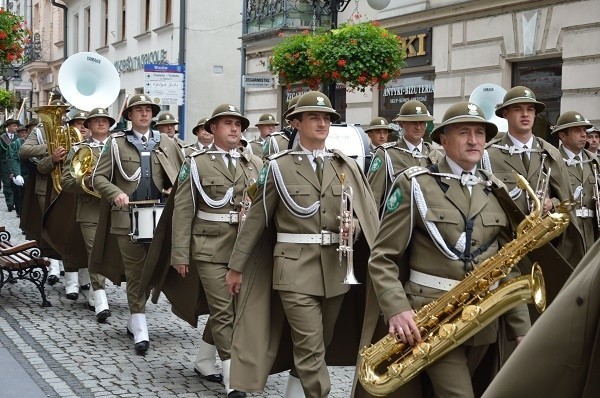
286 106 340 122
83 115 116 128
255 121 280 126
364 126 394 132
192 125 205 134
123 102 161 120
552 120 594 135
430 116 498 144
205 114 250 134
393 114 434 122
155 120 180 126
495 98 545 118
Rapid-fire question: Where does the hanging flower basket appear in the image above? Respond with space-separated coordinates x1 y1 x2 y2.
0 8 29 64
268 22 405 91
310 22 406 91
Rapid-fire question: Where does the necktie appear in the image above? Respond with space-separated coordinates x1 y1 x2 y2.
461 172 472 199
315 156 323 185
575 154 583 180
226 154 236 177
522 145 530 173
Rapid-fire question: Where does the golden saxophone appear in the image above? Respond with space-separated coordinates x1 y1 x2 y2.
358 173 572 396
33 104 82 194
337 173 359 285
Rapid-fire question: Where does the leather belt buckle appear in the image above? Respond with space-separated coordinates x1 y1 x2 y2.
229 211 239 224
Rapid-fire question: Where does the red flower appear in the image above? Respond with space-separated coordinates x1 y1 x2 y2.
358 76 367 84
332 71 341 80
381 72 389 80
337 59 346 67
0 31 6 39
277 31 284 37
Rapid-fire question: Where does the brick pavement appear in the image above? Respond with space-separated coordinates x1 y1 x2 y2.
0 192 355 398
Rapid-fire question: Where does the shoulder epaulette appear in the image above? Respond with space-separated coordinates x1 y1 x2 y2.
404 166 430 179
189 148 208 157
110 131 125 138
267 149 293 160
380 142 396 149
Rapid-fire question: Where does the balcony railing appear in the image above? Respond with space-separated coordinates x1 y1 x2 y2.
245 0 335 35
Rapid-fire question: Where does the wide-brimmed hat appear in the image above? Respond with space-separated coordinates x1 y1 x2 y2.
495 86 545 117
393 100 434 122
3 118 20 127
155 112 179 126
204 104 250 134
431 101 498 144
192 117 209 135
587 126 600 135
283 96 301 121
123 94 161 120
551 111 593 135
255 113 279 126
286 91 340 122
68 109 88 122
26 118 39 128
364 117 394 132
84 107 116 128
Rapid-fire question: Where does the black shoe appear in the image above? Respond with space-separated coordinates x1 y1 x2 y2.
66 292 79 300
7 205 14 212
88 304 95 312
134 341 149 355
60 271 65 276
126 328 134 338
96 309 111 323
194 368 223 384
47 275 59 285
228 391 246 398
80 284 90 291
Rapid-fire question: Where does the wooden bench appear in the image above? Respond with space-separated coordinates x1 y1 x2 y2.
0 226 51 307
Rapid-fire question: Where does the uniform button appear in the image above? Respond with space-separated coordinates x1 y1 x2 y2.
296 189 300 193
322 225 327 229
419 288 423 293
576 296 584 305
322 209 326 213
473 259 479 264
495 218 500 222
440 215 444 220
281 251 284 255
471 241 477 247
503 177 508 181
321 193 325 197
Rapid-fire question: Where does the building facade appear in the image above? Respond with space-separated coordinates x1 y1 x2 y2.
242 0 600 139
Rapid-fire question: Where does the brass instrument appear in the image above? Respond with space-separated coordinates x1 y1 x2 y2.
337 173 359 285
529 153 550 216
69 144 101 198
592 163 600 229
32 104 82 193
238 178 256 233
358 173 572 396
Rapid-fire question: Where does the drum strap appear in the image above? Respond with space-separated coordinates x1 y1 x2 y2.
127 131 162 201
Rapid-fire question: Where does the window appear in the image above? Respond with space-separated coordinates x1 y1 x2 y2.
84 7 90 51
73 13 79 51
164 0 172 25
102 0 109 46
513 59 563 145
144 0 151 32
120 0 127 40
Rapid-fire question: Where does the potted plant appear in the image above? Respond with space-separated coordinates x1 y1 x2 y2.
269 30 322 90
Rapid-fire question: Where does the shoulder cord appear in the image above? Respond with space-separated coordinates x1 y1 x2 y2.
384 149 395 182
395 146 428 159
490 143 544 155
269 159 320 218
269 136 280 153
189 157 234 209
112 138 141 182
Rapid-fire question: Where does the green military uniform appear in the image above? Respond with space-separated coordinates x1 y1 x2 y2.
0 119 20 211
355 102 531 398
155 111 194 157
482 238 600 398
228 92 379 397
248 113 280 158
368 103 440 210
192 117 212 150
553 111 599 251
482 86 583 284
91 94 182 353
5 129 27 216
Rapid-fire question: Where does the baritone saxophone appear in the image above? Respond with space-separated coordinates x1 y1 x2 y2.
358 173 572 396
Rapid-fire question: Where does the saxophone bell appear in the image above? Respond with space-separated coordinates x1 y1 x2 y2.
337 173 359 285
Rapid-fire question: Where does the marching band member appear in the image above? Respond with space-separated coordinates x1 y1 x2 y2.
172 104 262 398
5 125 28 217
91 94 182 355
61 107 115 322
367 101 441 210
553 111 599 251
155 111 194 156
482 86 584 286
0 118 20 212
68 109 90 140
586 126 600 155
226 91 378 398
365 116 392 154
193 117 213 150
357 102 531 398
248 113 279 157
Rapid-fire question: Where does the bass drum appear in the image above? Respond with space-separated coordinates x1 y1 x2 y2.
289 124 371 172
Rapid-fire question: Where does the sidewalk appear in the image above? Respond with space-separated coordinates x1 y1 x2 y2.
0 191 355 397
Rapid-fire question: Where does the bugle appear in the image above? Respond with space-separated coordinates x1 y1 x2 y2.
337 173 359 285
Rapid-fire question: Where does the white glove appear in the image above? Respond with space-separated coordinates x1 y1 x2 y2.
12 175 24 186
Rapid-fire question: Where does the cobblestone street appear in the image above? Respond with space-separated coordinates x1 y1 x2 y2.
0 193 355 398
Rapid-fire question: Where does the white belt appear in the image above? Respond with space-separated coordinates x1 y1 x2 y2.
576 208 595 218
277 231 339 245
410 270 498 292
196 210 239 224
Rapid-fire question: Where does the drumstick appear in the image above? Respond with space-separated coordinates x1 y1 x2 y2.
17 97 28 120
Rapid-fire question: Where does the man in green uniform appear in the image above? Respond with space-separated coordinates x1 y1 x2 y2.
92 94 182 354
193 117 213 150
365 116 392 154
248 113 279 157
586 126 599 155
553 111 599 251
0 118 20 211
5 125 28 217
368 101 440 210
173 104 262 398
226 91 379 398
155 111 193 157
358 101 531 397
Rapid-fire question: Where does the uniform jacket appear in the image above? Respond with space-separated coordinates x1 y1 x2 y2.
353 158 532 397
262 131 289 157
482 238 600 398
19 129 53 198
368 139 441 210
558 146 600 250
247 138 264 158
0 131 18 171
90 130 182 284
227 148 380 392
5 137 26 178
484 133 585 270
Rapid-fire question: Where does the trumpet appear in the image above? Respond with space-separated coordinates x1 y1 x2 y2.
592 163 600 229
529 153 550 217
337 173 359 285
70 144 101 198
238 178 256 233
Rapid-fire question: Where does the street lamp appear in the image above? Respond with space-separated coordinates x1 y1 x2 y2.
2 65 21 90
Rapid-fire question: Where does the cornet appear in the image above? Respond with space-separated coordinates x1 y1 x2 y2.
337 173 359 285
529 153 550 217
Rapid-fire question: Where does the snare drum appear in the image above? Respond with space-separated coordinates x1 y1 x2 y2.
129 204 164 243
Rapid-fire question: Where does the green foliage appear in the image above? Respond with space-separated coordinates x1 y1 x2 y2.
0 87 15 110
0 8 29 64
268 22 406 91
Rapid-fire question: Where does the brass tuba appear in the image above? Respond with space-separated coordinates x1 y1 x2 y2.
357 173 572 396
32 103 82 194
